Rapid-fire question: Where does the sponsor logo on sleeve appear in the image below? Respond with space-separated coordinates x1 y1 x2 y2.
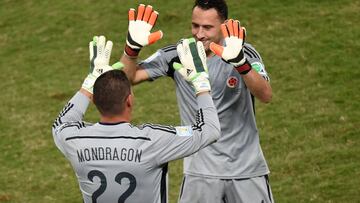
175 126 193 137
251 62 265 74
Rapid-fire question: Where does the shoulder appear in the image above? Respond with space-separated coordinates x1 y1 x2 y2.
141 44 178 63
160 44 177 53
140 44 180 78
159 44 180 65
244 42 262 61
152 44 178 59
53 121 93 137
139 123 177 135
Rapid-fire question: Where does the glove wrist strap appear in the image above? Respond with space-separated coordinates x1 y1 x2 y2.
124 44 140 58
235 60 252 75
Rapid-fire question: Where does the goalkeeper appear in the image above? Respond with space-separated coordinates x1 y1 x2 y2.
52 36 220 203
120 1 274 203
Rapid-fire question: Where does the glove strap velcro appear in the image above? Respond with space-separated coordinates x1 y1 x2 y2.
124 45 140 58
235 60 252 75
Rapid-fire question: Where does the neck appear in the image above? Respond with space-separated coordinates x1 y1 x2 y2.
100 114 130 124
206 51 215 58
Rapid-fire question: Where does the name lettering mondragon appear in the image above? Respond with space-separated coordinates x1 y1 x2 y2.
77 147 142 163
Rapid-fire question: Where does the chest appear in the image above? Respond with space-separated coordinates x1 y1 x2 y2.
173 57 247 107
207 59 244 97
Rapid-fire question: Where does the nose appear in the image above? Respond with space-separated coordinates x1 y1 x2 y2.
195 27 205 40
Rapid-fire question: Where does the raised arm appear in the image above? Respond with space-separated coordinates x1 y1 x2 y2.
121 4 163 84
120 54 150 85
152 38 221 165
52 36 121 152
210 19 272 103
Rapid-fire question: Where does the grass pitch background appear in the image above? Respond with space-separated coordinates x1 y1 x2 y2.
0 0 359 202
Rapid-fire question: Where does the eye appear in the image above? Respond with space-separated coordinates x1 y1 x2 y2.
192 23 199 29
203 25 213 30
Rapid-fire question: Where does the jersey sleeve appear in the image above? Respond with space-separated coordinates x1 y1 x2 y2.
244 43 270 81
139 44 180 80
51 91 91 154
143 94 221 166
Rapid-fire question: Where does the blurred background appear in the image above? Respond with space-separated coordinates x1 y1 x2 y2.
0 0 359 202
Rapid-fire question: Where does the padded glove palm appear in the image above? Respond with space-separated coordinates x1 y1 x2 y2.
173 38 211 95
82 36 123 94
210 19 252 74
125 4 163 57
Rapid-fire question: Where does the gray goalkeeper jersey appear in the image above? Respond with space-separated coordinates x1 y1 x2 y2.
52 92 220 203
141 42 270 179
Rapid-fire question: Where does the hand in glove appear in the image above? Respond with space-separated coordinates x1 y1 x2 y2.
210 19 252 74
124 4 163 57
82 36 123 94
173 38 211 95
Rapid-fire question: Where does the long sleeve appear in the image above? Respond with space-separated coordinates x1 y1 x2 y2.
144 93 221 166
52 91 91 154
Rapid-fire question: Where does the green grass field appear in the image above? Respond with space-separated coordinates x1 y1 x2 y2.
1 0 359 202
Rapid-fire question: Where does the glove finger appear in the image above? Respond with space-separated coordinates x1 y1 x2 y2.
97 36 106 57
177 40 193 72
182 38 192 66
128 8 135 21
239 26 246 43
93 36 98 45
173 62 183 71
188 38 204 72
143 5 153 22
89 41 94 61
209 42 224 57
196 41 206 60
104 40 113 65
112 62 124 70
148 30 163 45
221 24 229 38
89 36 98 71
196 41 207 72
176 41 185 63
136 4 145 20
173 62 188 80
241 27 246 43
148 11 159 26
89 41 95 71
91 35 98 55
226 19 234 36
233 20 240 37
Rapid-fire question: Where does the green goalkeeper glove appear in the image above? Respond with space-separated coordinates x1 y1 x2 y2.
173 38 211 95
124 4 163 57
82 36 123 94
209 19 252 75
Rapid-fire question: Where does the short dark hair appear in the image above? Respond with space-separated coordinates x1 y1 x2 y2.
193 0 228 20
93 70 131 117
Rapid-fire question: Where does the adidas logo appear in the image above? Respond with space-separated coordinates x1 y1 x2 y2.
186 69 193 76
96 69 103 74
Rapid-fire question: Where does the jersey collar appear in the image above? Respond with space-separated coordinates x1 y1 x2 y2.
98 121 128 125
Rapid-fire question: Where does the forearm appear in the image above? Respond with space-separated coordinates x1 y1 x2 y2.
195 93 221 141
120 54 138 83
242 70 272 103
53 91 91 127
52 91 91 155
79 88 92 100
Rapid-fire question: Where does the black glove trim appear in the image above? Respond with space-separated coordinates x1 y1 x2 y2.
235 60 252 75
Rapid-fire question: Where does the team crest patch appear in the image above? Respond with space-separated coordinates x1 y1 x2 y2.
226 76 238 88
